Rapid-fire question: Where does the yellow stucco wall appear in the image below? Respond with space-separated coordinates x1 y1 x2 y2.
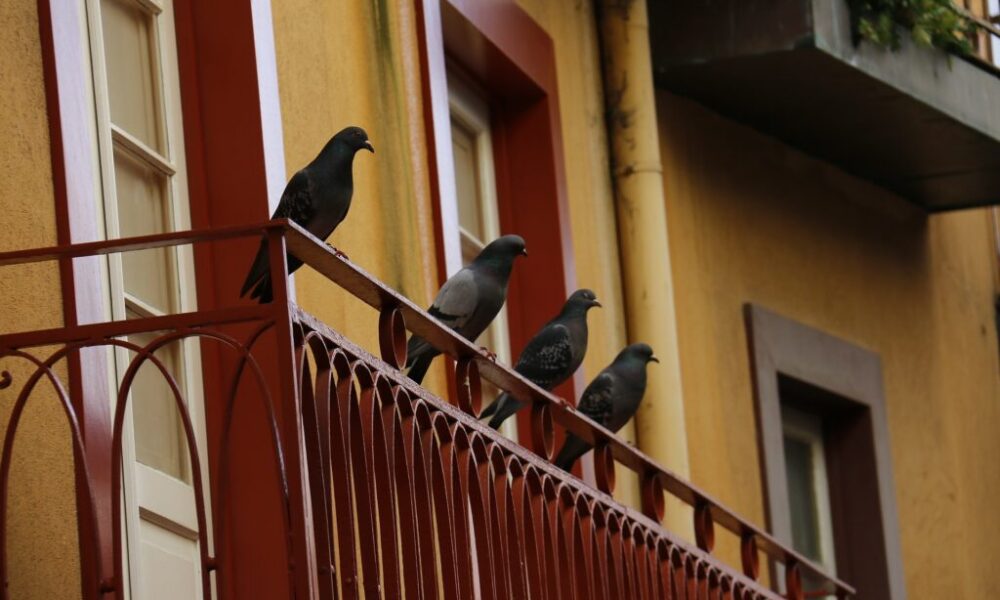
273 0 641 503
272 0 448 393
659 91 1000 595
514 0 639 505
0 0 82 597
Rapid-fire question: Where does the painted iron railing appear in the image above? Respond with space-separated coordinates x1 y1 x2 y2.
0 221 854 599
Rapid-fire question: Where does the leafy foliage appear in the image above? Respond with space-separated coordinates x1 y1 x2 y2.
847 0 977 55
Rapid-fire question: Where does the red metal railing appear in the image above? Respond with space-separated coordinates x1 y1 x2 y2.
0 220 854 599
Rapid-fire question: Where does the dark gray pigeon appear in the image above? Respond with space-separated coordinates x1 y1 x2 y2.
405 235 528 384
554 343 658 471
240 126 374 303
482 289 601 429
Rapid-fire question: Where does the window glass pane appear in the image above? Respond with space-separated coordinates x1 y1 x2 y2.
451 120 483 240
460 231 484 265
127 315 189 482
784 434 822 561
101 0 163 152
114 150 175 312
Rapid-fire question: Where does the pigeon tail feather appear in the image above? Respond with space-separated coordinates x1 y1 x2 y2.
240 241 269 298
554 434 591 471
406 352 436 385
251 275 273 304
487 393 522 430
480 396 500 419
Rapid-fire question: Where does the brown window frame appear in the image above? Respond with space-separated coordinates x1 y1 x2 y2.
744 303 907 599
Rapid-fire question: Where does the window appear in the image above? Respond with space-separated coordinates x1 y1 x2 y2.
447 70 516 437
745 304 906 599
782 404 836 595
424 1 577 454
86 0 207 596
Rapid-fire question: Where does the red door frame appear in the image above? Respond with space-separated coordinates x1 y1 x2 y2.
36 1 115 595
36 0 291 597
416 0 582 449
173 3 297 599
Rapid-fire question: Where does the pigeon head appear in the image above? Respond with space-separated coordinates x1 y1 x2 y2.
326 126 375 156
473 234 528 269
562 288 602 315
618 343 659 365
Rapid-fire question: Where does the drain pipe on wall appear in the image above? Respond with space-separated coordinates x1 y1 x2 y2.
596 0 692 536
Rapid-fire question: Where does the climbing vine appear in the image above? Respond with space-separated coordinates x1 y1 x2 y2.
847 0 977 55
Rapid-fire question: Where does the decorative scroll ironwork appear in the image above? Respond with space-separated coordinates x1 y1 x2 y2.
0 221 854 599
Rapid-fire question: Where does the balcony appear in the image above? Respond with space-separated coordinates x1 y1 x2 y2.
649 0 1000 211
0 221 853 599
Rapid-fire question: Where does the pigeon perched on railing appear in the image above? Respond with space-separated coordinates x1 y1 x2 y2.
404 235 528 385
554 343 658 471
482 289 601 429
240 126 374 303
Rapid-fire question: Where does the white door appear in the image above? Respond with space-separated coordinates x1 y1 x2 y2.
84 0 209 597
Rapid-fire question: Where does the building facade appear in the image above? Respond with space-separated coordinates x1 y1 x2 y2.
0 0 998 598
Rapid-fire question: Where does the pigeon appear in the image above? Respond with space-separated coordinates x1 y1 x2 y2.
240 126 374 303
482 289 601 429
404 235 528 384
554 343 659 471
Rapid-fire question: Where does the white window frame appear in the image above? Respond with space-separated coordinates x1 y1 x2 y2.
447 70 517 439
782 406 836 576
83 0 210 596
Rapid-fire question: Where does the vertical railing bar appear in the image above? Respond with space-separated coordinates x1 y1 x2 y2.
405 402 441 598
484 449 511 600
327 353 361 599
266 227 319 600
344 366 381 597
466 438 499 600
392 403 425 597
428 417 462 600
296 340 336 600
500 465 529 600
441 428 476 599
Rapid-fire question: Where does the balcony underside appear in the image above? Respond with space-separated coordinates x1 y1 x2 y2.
649 0 1000 211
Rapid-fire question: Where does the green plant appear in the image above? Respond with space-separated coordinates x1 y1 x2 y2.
847 0 977 55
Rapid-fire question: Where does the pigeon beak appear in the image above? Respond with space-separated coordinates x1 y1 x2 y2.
649 355 660 363
520 248 528 257
592 300 602 308
363 140 375 154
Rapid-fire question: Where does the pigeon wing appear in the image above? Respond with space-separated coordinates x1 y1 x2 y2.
273 170 316 226
239 171 314 299
428 268 479 331
514 323 573 389
575 372 616 428
405 268 479 367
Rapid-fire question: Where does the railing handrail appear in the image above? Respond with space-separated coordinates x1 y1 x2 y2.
0 220 855 597
954 4 1000 40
